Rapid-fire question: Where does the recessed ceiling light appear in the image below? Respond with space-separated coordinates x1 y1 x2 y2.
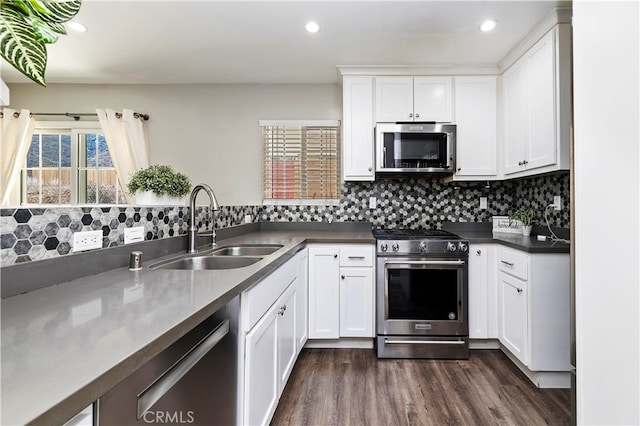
67 21 87 32
480 19 497 32
305 21 320 33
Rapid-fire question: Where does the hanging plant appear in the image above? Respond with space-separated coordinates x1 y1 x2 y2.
0 0 82 86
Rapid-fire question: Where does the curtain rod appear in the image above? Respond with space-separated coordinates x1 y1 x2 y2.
0 111 150 121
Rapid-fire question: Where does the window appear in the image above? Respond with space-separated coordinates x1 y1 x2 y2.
262 120 341 202
22 123 126 204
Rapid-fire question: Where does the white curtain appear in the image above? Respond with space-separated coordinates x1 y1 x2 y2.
1 108 35 206
97 108 150 203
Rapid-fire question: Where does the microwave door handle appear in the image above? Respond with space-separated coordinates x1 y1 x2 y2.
382 146 386 168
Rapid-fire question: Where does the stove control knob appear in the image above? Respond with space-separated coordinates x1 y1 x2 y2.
447 242 457 252
419 242 428 252
458 242 468 252
392 243 400 252
380 243 388 252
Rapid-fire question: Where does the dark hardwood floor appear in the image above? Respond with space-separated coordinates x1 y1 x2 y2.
271 349 570 426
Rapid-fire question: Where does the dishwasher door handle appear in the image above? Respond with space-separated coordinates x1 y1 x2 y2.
137 319 230 418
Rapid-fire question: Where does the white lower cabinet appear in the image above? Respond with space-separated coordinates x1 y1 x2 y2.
295 249 308 353
468 244 497 339
496 245 571 374
498 271 529 365
240 249 305 426
308 244 375 339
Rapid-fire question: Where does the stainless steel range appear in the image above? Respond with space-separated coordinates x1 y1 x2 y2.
374 229 469 359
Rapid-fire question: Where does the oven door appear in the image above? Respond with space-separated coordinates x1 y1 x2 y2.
377 257 468 337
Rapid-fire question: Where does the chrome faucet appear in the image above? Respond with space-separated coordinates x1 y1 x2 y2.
188 184 220 254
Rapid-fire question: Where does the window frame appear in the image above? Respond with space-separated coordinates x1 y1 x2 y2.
260 119 342 206
21 121 124 206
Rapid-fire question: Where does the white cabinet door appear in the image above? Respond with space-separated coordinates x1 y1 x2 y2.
343 76 375 181
468 245 489 339
277 284 297 394
308 246 340 339
503 59 529 175
375 77 414 122
453 76 497 177
499 271 529 365
339 267 374 337
413 77 453 122
295 249 308 353
244 302 279 426
526 31 557 170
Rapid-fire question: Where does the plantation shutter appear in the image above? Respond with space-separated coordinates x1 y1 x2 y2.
262 120 341 200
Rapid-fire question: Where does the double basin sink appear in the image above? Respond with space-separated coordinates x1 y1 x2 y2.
149 244 284 270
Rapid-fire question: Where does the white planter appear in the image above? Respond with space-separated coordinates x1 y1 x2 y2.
134 191 187 206
521 225 533 237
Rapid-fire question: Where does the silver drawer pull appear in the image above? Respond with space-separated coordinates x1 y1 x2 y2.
501 260 514 267
384 338 466 345
137 319 229 418
347 256 365 260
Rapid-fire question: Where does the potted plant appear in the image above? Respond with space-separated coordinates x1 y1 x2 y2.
510 208 537 237
127 165 191 206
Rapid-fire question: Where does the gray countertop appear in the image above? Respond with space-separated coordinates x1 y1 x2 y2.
1 228 374 426
1 222 567 425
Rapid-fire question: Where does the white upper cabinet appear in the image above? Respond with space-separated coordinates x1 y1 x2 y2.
502 24 572 177
342 76 375 181
375 76 453 123
452 76 498 179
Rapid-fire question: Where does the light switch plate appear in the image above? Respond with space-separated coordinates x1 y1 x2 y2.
72 230 103 252
124 226 145 244
480 197 488 210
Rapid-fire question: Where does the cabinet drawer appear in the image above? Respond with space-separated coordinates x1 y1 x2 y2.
339 245 374 267
497 246 528 280
242 258 297 332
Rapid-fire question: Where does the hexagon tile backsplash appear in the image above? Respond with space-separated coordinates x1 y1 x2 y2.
0 205 260 266
1 173 569 266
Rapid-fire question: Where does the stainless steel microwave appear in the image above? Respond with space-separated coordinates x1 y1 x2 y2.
375 122 456 174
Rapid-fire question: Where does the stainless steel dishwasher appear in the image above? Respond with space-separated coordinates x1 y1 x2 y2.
98 295 239 425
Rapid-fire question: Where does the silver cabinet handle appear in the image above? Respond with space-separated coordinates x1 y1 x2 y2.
518 161 524 166
384 338 465 345
476 250 482 255
137 319 229 418
368 167 372 172
415 113 420 118
517 288 523 294
341 275 345 280
348 256 365 260
501 260 514 267
409 113 413 118
333 254 338 258
386 260 465 266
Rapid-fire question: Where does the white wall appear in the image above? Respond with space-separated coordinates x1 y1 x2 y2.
7 83 342 205
573 1 640 424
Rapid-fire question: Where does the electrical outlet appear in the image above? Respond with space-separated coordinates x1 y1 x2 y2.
124 226 144 245
72 230 103 252
480 197 488 210
553 195 562 211
369 197 377 209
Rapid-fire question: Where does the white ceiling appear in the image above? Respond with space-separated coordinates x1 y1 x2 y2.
1 0 570 85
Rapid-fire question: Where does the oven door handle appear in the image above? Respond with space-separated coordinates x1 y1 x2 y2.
384 338 466 345
384 260 465 266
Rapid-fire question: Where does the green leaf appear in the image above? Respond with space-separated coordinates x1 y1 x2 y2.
0 5 47 86
26 15 59 43
26 0 82 23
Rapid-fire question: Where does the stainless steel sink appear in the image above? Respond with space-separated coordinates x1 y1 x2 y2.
150 255 263 270
210 245 283 256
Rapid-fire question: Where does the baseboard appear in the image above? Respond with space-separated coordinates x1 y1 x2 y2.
469 339 501 349
305 338 374 349
500 344 571 389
